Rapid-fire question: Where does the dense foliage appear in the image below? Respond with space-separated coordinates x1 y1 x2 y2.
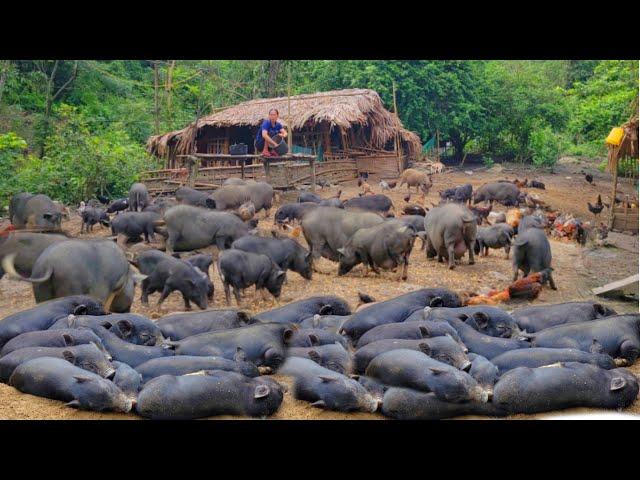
0 59 637 208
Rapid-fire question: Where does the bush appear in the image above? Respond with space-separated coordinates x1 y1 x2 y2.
483 156 494 167
529 124 563 167
2 105 160 208
0 132 30 209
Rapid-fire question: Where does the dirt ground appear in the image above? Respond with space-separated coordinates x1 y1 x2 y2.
0 158 638 420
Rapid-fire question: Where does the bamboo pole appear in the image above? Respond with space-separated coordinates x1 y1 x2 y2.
392 82 402 173
608 144 621 229
287 68 293 154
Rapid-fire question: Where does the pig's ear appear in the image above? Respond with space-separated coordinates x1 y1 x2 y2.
62 350 76 364
65 399 81 409
318 376 337 383
73 304 88 315
308 334 320 346
318 305 333 316
305 251 313 262
116 319 134 338
349 374 360 381
311 314 321 328
336 248 346 257
311 400 326 408
418 325 431 337
307 350 321 362
590 339 604 354
73 375 92 384
429 297 444 307
205 198 216 209
62 334 74 346
234 347 247 362
100 320 113 330
428 367 447 376
283 328 294 343
418 342 432 356
472 312 490 330
254 384 270 399
610 377 627 391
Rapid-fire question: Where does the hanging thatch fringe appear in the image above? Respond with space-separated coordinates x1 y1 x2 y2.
147 89 422 158
607 115 639 173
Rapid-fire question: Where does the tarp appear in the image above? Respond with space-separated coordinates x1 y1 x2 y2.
422 135 436 152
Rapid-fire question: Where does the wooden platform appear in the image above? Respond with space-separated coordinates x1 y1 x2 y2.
592 274 639 297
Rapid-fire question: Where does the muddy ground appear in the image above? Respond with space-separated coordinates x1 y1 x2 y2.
0 158 638 420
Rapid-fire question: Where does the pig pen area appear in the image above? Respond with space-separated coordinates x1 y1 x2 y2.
0 160 638 420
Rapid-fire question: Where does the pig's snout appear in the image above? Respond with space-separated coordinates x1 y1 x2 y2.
473 387 490 404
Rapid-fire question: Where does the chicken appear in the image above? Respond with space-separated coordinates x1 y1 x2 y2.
506 208 522 228
587 194 604 217
96 194 110 205
464 273 544 306
469 204 492 224
379 180 396 191
585 174 594 185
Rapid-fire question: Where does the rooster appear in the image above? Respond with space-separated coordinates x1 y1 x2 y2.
96 194 110 205
465 272 544 305
379 180 396 191
470 204 492 224
587 195 604 218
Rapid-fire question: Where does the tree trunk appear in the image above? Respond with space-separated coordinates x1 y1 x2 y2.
153 60 160 135
0 60 10 106
37 61 78 158
265 60 281 97
38 60 59 158
165 60 176 127
450 134 466 163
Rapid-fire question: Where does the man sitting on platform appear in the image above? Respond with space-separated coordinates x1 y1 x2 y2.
255 108 287 157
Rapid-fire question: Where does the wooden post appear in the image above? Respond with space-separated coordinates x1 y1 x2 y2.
608 145 620 229
310 157 316 193
264 157 271 184
392 82 402 173
323 125 332 155
185 155 199 188
240 157 245 180
436 129 440 163
287 70 293 154
223 128 230 155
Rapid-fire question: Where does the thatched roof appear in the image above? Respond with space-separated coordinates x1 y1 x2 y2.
147 88 421 157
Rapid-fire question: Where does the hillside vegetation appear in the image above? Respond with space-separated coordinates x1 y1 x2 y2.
0 60 637 207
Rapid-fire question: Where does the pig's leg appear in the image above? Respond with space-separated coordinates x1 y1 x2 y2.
547 271 557 290
619 340 639 364
140 278 151 305
233 286 242 306
447 244 456 269
466 240 475 265
116 234 128 250
401 255 409 280
512 265 519 281
504 245 510 259
222 282 231 306
156 285 172 309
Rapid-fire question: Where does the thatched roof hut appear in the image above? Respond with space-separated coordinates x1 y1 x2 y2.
147 88 421 168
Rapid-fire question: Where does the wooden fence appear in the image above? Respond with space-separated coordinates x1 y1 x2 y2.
140 152 404 193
